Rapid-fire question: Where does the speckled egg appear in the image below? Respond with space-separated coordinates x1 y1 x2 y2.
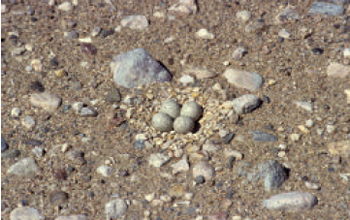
180 101 203 121
159 99 181 119
152 113 173 132
173 116 195 134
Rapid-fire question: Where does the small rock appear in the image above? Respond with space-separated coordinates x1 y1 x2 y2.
154 11 166 18
145 193 155 202
251 131 278 142
171 156 190 174
232 94 261 114
326 124 336 133
222 133 235 144
67 150 86 165
179 75 195 85
304 181 320 190
344 48 350 59
121 15 149 30
305 119 314 128
2 4 8 14
312 48 324 55
65 31 79 39
49 190 69 205
181 67 216 79
105 199 128 219
224 149 243 160
245 21 267 34
328 140 350 156
110 48 171 88
72 102 84 113
101 29 114 38
202 141 221 153
195 29 215 40
344 89 350 104
149 153 170 168
1 137 8 152
308 2 344 16
32 146 44 157
193 161 215 180
195 175 205 184
10 207 44 220
275 5 300 24
11 47 26 56
91 26 101 37
55 215 88 220
168 0 198 15
80 107 97 117
21 116 36 129
58 2 73 12
31 59 43 72
30 92 62 112
79 37 92 43
7 157 39 177
232 47 247 60
81 43 97 55
278 29 291 39
97 165 114 177
236 10 251 23
295 101 313 112
290 133 301 142
11 107 21 117
223 68 263 91
327 62 350 78
54 69 66 78
263 192 318 211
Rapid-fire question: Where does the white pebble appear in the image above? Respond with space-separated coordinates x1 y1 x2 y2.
344 48 350 59
11 107 21 117
195 29 214 40
236 10 251 23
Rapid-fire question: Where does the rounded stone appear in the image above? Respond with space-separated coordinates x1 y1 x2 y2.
173 116 195 134
159 99 181 119
180 101 203 121
152 113 173 132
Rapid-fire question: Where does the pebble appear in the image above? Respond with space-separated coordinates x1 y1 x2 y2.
121 15 149 30
1 137 8 152
72 102 84 113
110 48 171 88
65 31 79 39
244 21 267 34
344 89 350 104
308 2 344 16
179 75 195 85
91 26 101 37
312 48 324 55
263 192 318 211
328 140 350 156
7 157 39 177
304 181 321 190
290 133 301 142
251 131 278 142
193 161 215 180
327 62 350 78
30 92 62 112
145 193 155 202
181 67 216 79
232 94 261 114
275 5 300 24
195 29 215 40
236 10 251 23
305 119 314 128
180 101 203 121
1 149 21 159
195 175 205 184
154 11 166 18
222 133 235 144
152 113 173 132
11 47 26 56
164 36 175 43
223 68 263 91
54 69 66 78
55 215 88 220
174 116 195 134
294 101 313 112
101 29 114 38
21 116 36 130
202 141 220 153
344 48 350 59
97 165 114 177
31 59 43 72
278 29 291 39
326 124 336 133
81 43 97 55
232 47 247 60
171 156 190 174
49 190 69 205
168 0 198 15
224 149 243 160
105 199 128 219
10 207 44 220
149 153 170 168
58 2 73 12
2 4 8 14
80 107 97 117
32 146 44 157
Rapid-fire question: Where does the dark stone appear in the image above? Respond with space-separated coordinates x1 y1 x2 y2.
251 131 278 142
101 29 114 38
262 95 270 103
226 156 235 169
222 133 235 144
54 169 68 180
50 58 59 67
30 80 45 92
49 190 69 205
312 48 324 55
105 89 121 103
81 43 97 55
195 175 205 184
31 17 38 22
1 137 8 152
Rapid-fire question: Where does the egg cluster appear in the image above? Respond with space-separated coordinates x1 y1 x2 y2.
152 99 203 134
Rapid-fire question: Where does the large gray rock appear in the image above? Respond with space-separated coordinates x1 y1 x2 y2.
308 2 344 15
105 199 128 219
7 157 39 177
110 48 172 88
263 192 318 212
10 207 44 220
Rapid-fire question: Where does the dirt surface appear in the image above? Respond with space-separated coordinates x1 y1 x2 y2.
1 0 350 219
